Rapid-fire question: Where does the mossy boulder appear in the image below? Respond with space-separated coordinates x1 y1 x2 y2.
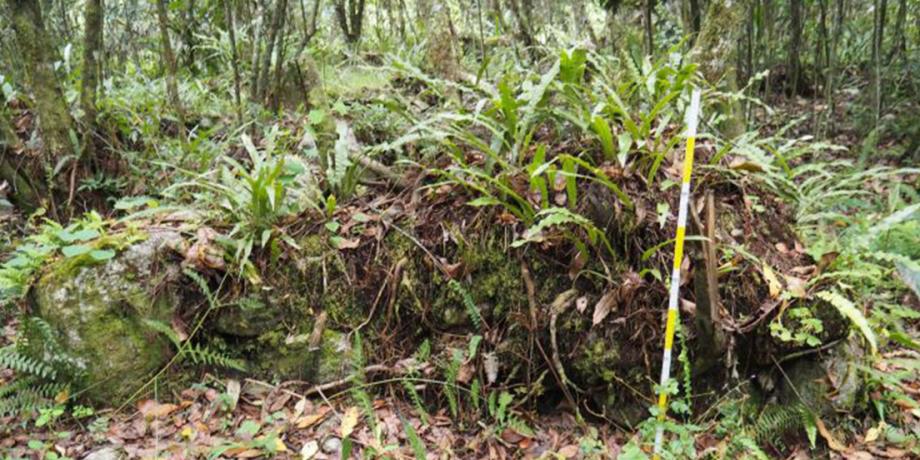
32 230 183 405
252 327 353 383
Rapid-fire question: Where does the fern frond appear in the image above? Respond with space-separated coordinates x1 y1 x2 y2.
184 343 246 371
816 290 878 355
0 346 56 380
449 280 483 330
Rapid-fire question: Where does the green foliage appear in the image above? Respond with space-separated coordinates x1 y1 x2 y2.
0 212 136 308
448 280 483 330
0 318 77 418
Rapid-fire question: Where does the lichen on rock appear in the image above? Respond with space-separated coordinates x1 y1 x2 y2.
32 229 183 404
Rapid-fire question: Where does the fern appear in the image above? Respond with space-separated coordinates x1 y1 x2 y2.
0 346 56 380
449 280 483 330
350 331 377 431
401 413 428 460
0 317 77 418
185 343 247 371
469 377 481 413
750 403 811 444
511 207 615 258
816 290 878 355
142 319 246 371
443 348 463 419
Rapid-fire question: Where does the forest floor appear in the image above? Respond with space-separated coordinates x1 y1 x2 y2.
1 343 918 459
2 94 919 460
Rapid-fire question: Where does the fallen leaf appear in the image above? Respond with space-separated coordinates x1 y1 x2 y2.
273 438 287 452
761 263 783 299
729 158 765 172
576 296 588 314
225 379 241 411
137 400 179 419
340 406 360 438
557 445 579 458
300 440 319 459
784 275 807 298
332 237 360 250
815 417 847 451
484 352 499 384
296 406 331 429
592 290 617 326
864 426 880 443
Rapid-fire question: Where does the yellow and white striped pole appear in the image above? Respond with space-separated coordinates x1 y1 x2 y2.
652 88 701 459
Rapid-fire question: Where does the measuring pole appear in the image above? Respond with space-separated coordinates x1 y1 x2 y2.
652 89 701 459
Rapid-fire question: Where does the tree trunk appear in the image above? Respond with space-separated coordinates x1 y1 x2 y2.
0 106 46 212
335 0 367 43
224 0 244 123
886 0 906 63
182 0 197 71
258 0 284 101
787 0 803 96
871 0 887 124
155 0 185 131
5 0 78 205
80 0 104 156
644 0 655 55
694 0 745 138
270 0 290 110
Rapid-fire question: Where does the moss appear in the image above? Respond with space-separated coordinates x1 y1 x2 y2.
214 295 281 337
253 327 352 383
571 333 621 386
32 231 182 405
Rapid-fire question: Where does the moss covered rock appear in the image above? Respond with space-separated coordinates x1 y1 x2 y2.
32 230 183 405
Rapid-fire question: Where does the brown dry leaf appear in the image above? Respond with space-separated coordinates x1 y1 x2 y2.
171 316 189 342
497 212 518 225
761 263 783 299
557 445 579 458
295 406 331 429
500 428 524 444
815 417 847 452
592 290 617 326
568 249 588 279
729 158 765 172
333 238 360 250
225 379 241 411
784 275 807 298
227 447 262 458
137 400 179 419
863 424 881 443
842 451 874 460
339 406 360 438
576 296 588 314
456 362 475 384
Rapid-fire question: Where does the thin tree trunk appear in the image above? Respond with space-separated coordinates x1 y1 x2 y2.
826 0 844 134
80 0 104 156
183 0 197 71
155 0 186 136
270 0 290 110
644 0 655 55
6 0 77 160
762 0 774 102
258 0 282 101
886 0 906 63
1 105 45 212
694 0 745 138
787 0 803 96
225 0 244 123
250 0 265 102
5 0 78 213
817 0 829 136
871 0 887 124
